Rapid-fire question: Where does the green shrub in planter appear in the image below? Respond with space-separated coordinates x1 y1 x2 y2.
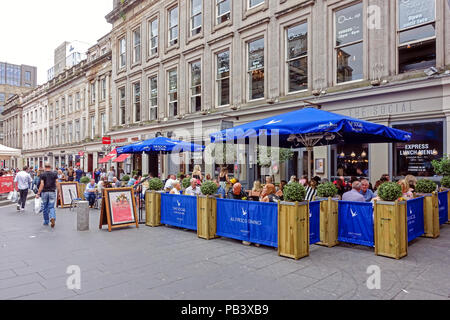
416 179 437 194
201 181 218 196
121 175 130 182
283 182 306 202
148 178 164 191
80 176 90 184
182 177 191 189
378 182 402 201
317 182 338 198
441 176 450 189
432 156 450 176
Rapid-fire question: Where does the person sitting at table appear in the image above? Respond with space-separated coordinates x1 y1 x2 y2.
112 177 122 188
276 180 287 200
227 180 247 200
185 179 202 196
305 180 318 201
170 180 182 195
84 179 97 208
398 179 414 200
214 179 226 198
127 175 138 187
360 179 375 202
248 180 263 201
342 181 365 202
261 184 279 203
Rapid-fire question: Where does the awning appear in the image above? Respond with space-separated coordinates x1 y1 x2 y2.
99 149 117 164
113 154 131 163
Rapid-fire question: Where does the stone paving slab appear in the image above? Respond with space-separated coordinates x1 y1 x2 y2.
0 201 449 300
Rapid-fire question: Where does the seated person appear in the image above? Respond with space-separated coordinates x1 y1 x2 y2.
249 181 263 201
261 184 279 203
227 181 247 200
342 181 366 202
84 179 97 208
276 180 287 200
112 177 122 188
127 175 138 187
214 179 226 198
185 179 202 196
170 181 182 195
360 179 375 202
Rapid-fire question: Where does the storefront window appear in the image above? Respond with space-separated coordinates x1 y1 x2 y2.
393 121 443 177
336 144 369 177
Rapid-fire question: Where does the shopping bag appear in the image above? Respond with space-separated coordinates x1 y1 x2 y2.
34 197 42 214
11 190 18 203
7 191 13 201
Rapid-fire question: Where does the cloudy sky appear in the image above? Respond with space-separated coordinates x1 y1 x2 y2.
1 0 113 85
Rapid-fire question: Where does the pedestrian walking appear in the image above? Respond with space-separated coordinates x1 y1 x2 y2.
36 163 59 228
14 166 32 212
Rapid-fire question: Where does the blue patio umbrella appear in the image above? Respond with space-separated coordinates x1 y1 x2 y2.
210 107 412 180
116 136 205 155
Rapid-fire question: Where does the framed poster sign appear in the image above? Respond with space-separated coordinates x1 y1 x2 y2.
100 188 138 232
58 182 80 208
315 158 325 174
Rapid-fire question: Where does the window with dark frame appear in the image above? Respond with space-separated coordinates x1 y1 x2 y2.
248 38 265 100
133 82 141 122
286 23 308 92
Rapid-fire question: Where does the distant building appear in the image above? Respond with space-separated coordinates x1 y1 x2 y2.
47 41 91 81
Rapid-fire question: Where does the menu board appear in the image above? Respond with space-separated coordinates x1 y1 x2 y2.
398 0 435 30
335 2 363 46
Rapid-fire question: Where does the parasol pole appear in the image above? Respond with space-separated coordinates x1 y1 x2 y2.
307 146 313 182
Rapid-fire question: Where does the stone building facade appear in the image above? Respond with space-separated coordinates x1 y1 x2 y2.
105 0 450 185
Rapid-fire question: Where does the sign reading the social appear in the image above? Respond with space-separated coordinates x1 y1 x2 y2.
338 201 374 247
406 197 425 242
399 0 435 30
335 2 363 46
161 194 197 231
216 199 278 248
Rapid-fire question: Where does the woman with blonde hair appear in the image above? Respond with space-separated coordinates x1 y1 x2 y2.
192 165 203 182
404 175 417 192
249 180 263 201
398 179 414 200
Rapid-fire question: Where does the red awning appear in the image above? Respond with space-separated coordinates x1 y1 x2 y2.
113 154 131 163
99 149 117 164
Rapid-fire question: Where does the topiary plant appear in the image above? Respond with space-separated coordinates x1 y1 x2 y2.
182 177 191 189
200 181 218 196
317 182 338 198
148 178 164 191
432 156 450 176
378 182 402 202
121 175 130 182
283 182 306 202
80 176 90 184
441 176 450 189
415 179 437 194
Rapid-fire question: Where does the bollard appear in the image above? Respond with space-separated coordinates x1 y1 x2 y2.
77 201 90 231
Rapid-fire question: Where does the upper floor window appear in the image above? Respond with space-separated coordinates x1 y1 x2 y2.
149 75 158 120
90 116 95 139
75 92 81 110
335 2 364 84
133 28 141 64
191 0 202 36
190 60 202 112
61 97 65 115
216 50 230 107
101 78 107 100
55 101 59 118
286 23 308 92
75 120 80 142
149 18 159 56
119 87 126 125
248 38 265 100
133 82 141 123
248 0 264 9
168 68 178 117
398 0 436 73
68 95 73 113
91 82 96 104
168 6 179 47
216 0 231 25
119 37 127 68
101 113 106 137
25 71 31 82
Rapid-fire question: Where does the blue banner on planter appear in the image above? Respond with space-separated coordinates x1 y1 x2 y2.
310 201 321 245
438 191 449 225
407 197 425 242
338 201 374 247
161 194 197 231
216 199 278 248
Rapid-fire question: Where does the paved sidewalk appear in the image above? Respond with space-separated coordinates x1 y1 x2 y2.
0 201 449 300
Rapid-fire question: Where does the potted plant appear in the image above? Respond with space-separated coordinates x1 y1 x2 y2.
374 182 408 259
278 182 309 260
197 181 218 240
121 175 130 187
182 177 191 191
79 176 91 200
145 178 164 227
415 179 439 238
315 182 339 248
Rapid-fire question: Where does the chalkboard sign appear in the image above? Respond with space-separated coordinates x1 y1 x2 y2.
399 0 435 30
99 188 139 232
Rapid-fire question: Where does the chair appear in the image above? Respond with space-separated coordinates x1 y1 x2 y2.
93 191 102 210
69 189 82 211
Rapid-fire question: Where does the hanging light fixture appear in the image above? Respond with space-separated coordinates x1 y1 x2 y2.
340 152 345 158
351 152 356 158
432 149 438 156
361 151 367 158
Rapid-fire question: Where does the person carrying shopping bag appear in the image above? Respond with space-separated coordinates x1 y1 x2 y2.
14 166 32 212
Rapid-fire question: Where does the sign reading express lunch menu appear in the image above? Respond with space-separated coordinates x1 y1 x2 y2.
398 0 435 30
335 2 363 46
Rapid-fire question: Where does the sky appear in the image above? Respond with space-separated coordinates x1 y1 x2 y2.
0 0 113 85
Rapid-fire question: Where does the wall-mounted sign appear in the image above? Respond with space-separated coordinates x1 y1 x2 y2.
398 0 435 30
102 136 111 145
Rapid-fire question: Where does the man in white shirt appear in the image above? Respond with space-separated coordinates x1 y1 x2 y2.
185 179 202 196
164 175 177 192
14 166 32 212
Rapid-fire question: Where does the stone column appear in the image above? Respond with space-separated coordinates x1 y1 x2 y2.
77 201 90 231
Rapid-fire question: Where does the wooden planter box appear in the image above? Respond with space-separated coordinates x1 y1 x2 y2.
145 191 162 227
440 188 450 225
197 196 217 240
278 201 310 260
417 193 439 239
316 197 339 248
374 200 408 260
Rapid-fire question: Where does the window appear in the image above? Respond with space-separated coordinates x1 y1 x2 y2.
44 106 47 121
168 68 178 117
0 93 4 102
191 0 202 36
216 0 231 24
68 122 73 143
55 101 59 118
393 121 443 177
119 87 126 125
101 78 106 100
247 38 265 100
168 6 179 46
75 92 80 110
50 104 53 119
286 23 308 92
75 120 80 142
82 118 86 139
335 3 364 83
91 82 96 104
119 37 127 68
133 82 141 122
335 144 369 177
249 0 264 9
49 128 54 145
149 76 158 120
133 28 141 63
149 18 159 56
61 124 65 145
25 71 31 82
61 97 65 115
68 95 73 113
90 116 95 139
101 113 106 136
190 60 202 112
398 0 436 73
216 50 230 107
